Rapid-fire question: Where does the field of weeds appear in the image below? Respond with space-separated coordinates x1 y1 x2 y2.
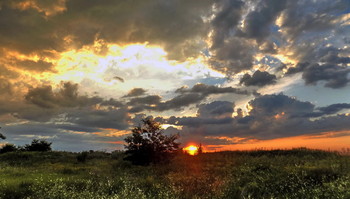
0 148 349 199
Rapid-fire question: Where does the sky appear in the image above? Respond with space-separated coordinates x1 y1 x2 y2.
0 0 350 152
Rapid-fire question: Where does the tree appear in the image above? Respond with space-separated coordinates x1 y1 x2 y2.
0 127 6 140
124 118 180 165
197 143 203 154
0 144 17 153
25 139 52 152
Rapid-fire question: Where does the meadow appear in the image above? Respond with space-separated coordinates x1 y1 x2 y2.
0 148 349 199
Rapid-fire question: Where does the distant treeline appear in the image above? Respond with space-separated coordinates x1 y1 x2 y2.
0 139 52 153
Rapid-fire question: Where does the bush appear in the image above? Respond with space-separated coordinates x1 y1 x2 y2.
25 139 52 152
124 118 180 165
0 144 17 153
76 151 89 163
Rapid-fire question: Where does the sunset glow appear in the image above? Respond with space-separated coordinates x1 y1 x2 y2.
184 145 199 156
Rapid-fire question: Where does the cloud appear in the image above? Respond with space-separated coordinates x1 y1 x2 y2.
237 0 287 42
0 0 215 64
287 62 350 88
127 83 251 113
175 83 250 95
127 95 161 106
278 1 346 42
25 81 103 108
318 103 350 115
100 98 124 108
197 101 234 118
12 59 54 72
210 0 245 49
209 37 255 75
0 78 13 95
240 70 277 87
15 81 125 123
113 76 125 83
0 65 19 79
156 93 206 112
66 107 130 130
1 0 350 151
306 103 350 117
163 94 350 145
123 88 147 98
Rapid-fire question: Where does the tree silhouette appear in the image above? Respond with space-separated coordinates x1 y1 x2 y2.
0 144 17 153
0 127 5 139
198 143 203 154
25 139 52 152
124 118 180 165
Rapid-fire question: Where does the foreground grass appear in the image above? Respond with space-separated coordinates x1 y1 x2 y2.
0 148 349 199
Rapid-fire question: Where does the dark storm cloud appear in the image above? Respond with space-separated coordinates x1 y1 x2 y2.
123 88 147 98
306 103 350 117
19 81 125 123
1 0 347 80
278 0 350 89
175 83 250 95
12 59 54 72
318 103 350 115
127 93 206 113
0 3 64 55
156 93 206 112
208 0 287 74
278 0 347 41
100 98 124 108
247 94 315 118
66 107 130 130
285 62 309 74
164 94 350 144
259 41 278 54
237 0 287 42
210 0 245 49
291 46 350 67
302 63 350 88
127 95 161 106
0 0 214 62
320 50 350 64
240 70 277 87
197 101 234 118
209 37 255 75
127 84 251 113
25 82 103 108
287 62 350 88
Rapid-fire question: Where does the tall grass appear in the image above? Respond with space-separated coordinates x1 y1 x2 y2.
0 148 349 199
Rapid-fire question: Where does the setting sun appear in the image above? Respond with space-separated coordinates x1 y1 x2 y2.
184 145 198 156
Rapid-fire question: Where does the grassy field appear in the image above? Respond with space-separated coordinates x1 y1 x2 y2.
0 148 349 199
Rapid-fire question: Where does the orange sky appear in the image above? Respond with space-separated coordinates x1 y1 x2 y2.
204 131 350 152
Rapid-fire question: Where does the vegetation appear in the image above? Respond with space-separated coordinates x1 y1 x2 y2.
0 127 6 140
24 139 52 152
124 118 180 165
0 139 52 153
0 144 17 154
0 148 349 199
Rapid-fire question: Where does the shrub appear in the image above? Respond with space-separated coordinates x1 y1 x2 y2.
124 118 180 165
76 151 89 163
0 143 17 153
25 139 52 152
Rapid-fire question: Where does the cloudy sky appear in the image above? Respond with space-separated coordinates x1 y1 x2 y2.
0 0 350 151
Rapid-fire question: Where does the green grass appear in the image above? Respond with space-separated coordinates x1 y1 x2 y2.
0 148 349 199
